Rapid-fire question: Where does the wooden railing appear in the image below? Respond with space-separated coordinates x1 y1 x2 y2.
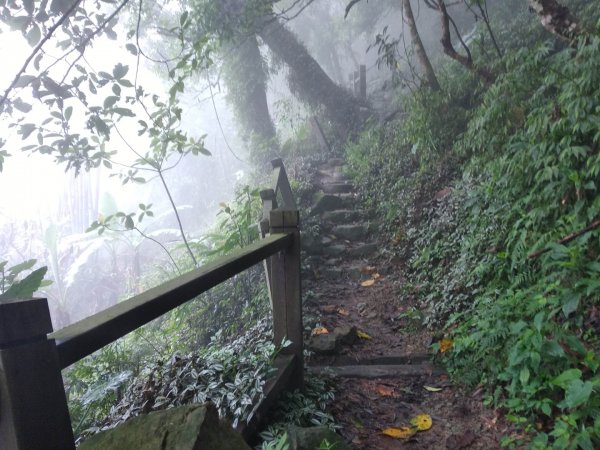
0 160 302 450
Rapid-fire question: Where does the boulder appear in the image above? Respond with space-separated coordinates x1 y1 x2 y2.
286 425 349 450
78 404 250 450
308 334 338 354
333 326 358 345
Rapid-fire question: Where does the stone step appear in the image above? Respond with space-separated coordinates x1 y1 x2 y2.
307 364 444 378
321 209 364 223
331 224 366 241
311 353 433 366
322 182 354 194
346 242 378 258
310 194 356 216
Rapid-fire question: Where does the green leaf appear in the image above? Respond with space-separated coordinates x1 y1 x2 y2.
19 123 36 140
113 107 135 117
0 267 48 301
13 98 32 113
125 216 134 230
103 96 119 109
561 294 580 317
26 22 41 46
552 369 582 389
561 379 592 409
519 367 530 385
112 63 129 80
125 43 138 55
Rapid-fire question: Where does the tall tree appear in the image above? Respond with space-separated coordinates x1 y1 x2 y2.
402 0 440 91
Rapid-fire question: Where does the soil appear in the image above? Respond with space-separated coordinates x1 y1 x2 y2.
301 158 512 449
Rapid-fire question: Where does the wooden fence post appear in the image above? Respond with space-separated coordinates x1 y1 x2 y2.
359 64 367 100
0 298 75 450
269 210 303 388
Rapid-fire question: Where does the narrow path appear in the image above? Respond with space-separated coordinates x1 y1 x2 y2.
301 158 506 449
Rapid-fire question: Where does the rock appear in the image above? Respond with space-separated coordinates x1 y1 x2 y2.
322 209 363 223
332 224 365 241
333 326 358 345
78 404 250 450
322 182 353 194
321 267 343 279
346 266 363 281
309 334 338 354
302 235 323 255
286 425 349 450
310 194 344 216
323 244 345 257
347 243 378 258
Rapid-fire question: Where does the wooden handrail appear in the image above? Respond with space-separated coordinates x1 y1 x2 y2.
0 160 302 450
50 233 293 369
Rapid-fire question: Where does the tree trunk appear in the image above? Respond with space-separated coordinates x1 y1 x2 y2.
528 0 580 41
436 0 496 85
222 36 277 145
402 0 440 91
257 19 364 138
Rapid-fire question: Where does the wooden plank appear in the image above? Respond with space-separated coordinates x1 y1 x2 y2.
238 354 296 441
0 298 75 449
307 364 444 379
269 210 303 389
0 298 53 345
51 233 293 369
271 159 296 209
310 353 433 367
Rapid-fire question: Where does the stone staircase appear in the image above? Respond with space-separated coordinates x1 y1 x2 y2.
303 158 378 281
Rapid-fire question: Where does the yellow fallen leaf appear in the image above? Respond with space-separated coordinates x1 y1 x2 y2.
361 279 375 287
375 385 395 397
439 338 454 353
357 330 372 340
410 414 433 431
424 385 443 392
372 273 381 280
382 427 416 439
311 326 329 336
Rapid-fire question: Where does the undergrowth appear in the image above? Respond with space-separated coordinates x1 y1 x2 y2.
346 15 600 450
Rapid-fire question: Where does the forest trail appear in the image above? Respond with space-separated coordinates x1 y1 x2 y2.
302 159 506 449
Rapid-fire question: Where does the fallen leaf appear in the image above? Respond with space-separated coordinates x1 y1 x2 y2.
357 330 372 340
322 305 337 314
361 279 375 287
372 273 381 280
424 386 443 392
439 338 454 353
410 414 433 431
376 385 395 397
382 427 416 439
311 327 329 336
337 307 350 316
361 265 377 274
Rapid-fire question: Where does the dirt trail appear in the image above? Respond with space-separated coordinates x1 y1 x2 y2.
301 159 507 449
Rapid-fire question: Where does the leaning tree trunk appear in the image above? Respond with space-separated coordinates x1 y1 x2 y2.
436 0 496 85
402 0 440 91
528 0 580 41
222 35 277 147
257 19 364 138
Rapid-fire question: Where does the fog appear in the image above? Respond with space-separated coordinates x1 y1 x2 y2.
0 0 481 329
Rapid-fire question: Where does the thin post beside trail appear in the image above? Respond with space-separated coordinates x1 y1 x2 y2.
0 298 75 450
269 209 303 389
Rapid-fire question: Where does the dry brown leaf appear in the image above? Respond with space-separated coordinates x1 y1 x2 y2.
382 427 416 439
337 307 350 316
372 273 381 280
361 279 375 287
322 305 337 314
311 326 329 336
439 338 454 353
410 414 433 431
376 385 395 397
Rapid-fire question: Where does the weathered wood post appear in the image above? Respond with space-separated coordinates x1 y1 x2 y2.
0 298 75 450
269 209 303 388
359 64 367 100
259 188 278 308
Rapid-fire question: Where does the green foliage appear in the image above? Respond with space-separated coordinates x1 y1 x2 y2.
258 375 337 449
0 259 48 301
347 9 600 447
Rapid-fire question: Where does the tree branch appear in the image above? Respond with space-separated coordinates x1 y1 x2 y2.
528 219 600 259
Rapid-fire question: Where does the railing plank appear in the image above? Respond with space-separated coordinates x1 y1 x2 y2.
51 233 293 369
